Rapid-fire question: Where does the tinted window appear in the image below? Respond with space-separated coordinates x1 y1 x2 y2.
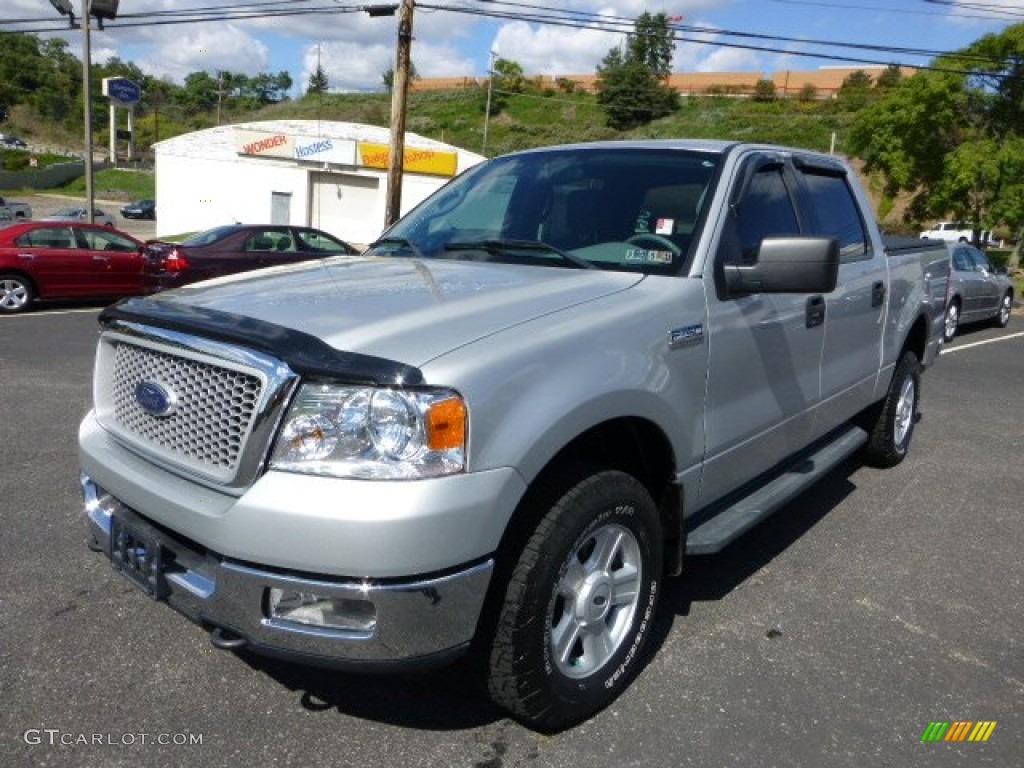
801 170 868 261
952 247 972 271
17 227 76 248
730 164 800 264
77 228 138 252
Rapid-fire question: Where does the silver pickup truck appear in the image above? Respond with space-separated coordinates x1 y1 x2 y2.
79 140 949 731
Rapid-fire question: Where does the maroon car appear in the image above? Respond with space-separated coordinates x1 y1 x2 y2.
142 224 359 291
0 221 145 313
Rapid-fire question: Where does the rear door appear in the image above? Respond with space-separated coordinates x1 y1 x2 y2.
796 156 885 435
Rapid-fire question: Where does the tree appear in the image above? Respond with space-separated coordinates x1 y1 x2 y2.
753 79 777 102
382 60 419 92
837 69 874 110
848 23 1024 266
307 64 328 95
595 12 679 130
875 64 903 91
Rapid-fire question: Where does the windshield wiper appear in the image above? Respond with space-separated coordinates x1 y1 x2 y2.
444 239 595 270
368 236 426 259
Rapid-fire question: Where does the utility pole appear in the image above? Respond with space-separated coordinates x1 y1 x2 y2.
81 0 95 224
385 0 414 227
482 50 497 157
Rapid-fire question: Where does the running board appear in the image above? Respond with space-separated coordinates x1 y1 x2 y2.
685 425 868 555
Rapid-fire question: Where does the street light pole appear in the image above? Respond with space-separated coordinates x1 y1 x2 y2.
385 0 414 228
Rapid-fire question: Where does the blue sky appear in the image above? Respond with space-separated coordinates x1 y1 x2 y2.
9 1 1020 96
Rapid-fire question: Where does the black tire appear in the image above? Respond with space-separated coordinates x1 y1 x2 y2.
862 350 920 468
993 292 1012 329
487 469 662 732
942 299 960 343
0 273 34 313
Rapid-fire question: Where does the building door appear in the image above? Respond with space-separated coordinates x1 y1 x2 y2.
271 192 291 224
311 172 380 245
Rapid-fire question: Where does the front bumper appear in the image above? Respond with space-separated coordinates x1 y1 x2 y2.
83 475 494 669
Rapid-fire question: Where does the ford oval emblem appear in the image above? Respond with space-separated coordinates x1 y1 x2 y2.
135 381 177 417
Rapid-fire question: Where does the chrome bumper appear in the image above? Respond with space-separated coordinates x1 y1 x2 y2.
82 475 494 669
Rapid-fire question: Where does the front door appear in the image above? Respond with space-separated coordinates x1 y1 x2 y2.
699 153 825 507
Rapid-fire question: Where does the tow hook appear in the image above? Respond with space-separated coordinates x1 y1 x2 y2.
210 626 248 650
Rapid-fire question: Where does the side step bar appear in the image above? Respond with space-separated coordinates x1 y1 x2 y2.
685 424 868 555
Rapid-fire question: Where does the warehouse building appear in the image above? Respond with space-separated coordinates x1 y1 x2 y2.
154 120 485 244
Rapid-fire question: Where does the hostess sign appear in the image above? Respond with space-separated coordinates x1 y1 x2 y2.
102 77 141 106
234 129 456 175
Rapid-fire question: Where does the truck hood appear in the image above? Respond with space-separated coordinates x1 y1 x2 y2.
148 256 643 366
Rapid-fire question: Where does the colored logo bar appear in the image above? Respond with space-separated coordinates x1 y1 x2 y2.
921 721 997 742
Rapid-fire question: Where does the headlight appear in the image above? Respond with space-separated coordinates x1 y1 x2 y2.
270 384 467 479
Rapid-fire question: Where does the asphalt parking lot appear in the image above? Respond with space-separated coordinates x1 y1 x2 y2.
0 307 1021 768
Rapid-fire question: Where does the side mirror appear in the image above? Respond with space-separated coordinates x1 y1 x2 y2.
724 236 840 295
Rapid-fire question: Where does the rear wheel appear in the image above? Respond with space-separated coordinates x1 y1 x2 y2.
0 274 33 313
942 300 960 343
862 350 920 468
487 469 662 732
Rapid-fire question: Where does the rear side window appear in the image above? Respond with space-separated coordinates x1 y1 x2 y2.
800 170 869 262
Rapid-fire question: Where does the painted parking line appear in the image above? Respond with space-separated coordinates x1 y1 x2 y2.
0 307 103 319
942 330 1024 354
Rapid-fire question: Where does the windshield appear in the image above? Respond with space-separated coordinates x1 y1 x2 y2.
374 147 719 275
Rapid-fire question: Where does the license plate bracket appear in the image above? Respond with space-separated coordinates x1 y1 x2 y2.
110 516 168 599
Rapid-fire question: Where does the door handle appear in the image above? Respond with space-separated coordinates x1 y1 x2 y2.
806 295 826 328
871 280 886 307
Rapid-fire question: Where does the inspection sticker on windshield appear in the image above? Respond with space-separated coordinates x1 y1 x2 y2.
626 248 674 264
655 218 675 235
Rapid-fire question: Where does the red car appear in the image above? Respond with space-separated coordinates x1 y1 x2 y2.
142 224 359 291
0 221 145 313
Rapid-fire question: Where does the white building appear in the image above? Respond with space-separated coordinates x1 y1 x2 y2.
153 120 485 245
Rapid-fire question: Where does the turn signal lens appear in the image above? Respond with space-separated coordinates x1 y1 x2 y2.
426 397 467 450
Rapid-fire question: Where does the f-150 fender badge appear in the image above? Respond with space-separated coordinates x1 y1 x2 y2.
135 381 178 417
669 324 704 349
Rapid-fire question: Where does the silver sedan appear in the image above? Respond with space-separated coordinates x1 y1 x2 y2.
943 242 1015 342
41 206 117 228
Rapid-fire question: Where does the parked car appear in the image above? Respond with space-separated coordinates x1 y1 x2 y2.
142 224 359 291
0 221 145 313
121 199 156 220
42 207 117 228
0 196 32 220
1 135 28 149
942 241 1014 341
920 221 991 245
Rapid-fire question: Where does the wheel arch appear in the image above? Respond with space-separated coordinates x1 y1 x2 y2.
471 416 682 653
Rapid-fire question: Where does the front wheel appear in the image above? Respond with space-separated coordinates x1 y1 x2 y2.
943 300 960 343
487 469 662 731
994 293 1012 328
862 350 920 468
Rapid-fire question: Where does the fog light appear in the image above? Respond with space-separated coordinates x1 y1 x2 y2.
267 588 376 632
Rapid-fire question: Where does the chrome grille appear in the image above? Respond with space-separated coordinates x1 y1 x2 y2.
111 342 263 472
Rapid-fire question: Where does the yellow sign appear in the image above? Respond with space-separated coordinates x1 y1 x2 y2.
357 142 458 177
